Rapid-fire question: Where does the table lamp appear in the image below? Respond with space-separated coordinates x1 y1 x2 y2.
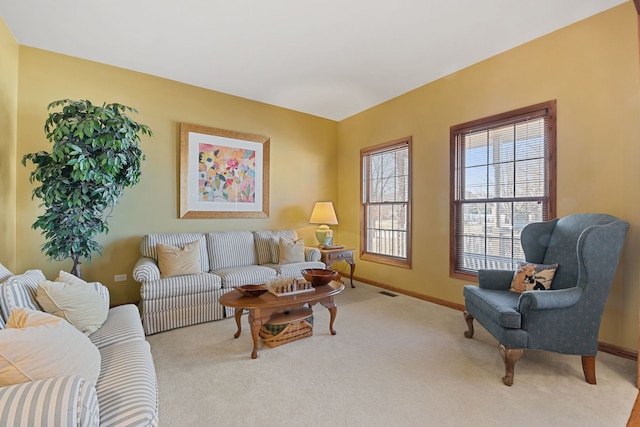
309 201 338 246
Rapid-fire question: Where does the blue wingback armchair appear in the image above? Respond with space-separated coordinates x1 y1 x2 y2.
462 213 629 386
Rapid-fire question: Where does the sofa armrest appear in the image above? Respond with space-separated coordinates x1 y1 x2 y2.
304 247 321 262
133 257 161 282
518 287 582 314
477 269 514 290
0 375 100 426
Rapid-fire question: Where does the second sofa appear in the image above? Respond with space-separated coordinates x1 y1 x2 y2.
133 229 325 335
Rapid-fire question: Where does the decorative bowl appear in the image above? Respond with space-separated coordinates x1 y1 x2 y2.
235 284 268 297
301 269 340 287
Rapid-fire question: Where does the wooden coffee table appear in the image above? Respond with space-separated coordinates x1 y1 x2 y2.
219 281 345 359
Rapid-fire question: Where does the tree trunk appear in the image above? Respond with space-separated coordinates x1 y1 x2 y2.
70 257 82 279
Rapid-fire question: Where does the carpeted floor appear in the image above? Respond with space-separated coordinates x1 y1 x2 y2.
147 282 636 427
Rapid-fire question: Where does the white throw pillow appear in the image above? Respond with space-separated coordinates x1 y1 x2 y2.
57 271 110 305
278 238 305 264
0 308 101 386
36 280 109 335
56 270 88 286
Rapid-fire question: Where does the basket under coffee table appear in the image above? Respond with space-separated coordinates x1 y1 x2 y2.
219 281 345 359
259 308 314 347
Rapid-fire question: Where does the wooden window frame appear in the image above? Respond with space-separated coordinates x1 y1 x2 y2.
360 137 412 268
450 101 557 281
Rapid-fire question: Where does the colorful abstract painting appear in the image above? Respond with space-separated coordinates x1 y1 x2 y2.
180 123 269 218
198 143 256 203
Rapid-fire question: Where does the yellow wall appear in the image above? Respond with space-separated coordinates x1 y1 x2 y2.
0 19 18 271
338 2 640 350
16 48 338 305
6 3 640 350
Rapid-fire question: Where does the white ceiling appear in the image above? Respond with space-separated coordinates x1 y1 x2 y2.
0 0 627 121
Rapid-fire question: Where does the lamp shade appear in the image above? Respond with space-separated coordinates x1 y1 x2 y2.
309 202 338 225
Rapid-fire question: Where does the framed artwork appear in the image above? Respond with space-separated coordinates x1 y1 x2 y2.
180 123 269 218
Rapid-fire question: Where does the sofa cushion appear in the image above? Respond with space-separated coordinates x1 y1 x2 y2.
509 262 558 293
89 304 145 350
264 261 326 279
463 286 521 329
207 231 257 270
140 272 222 300
36 280 109 335
0 308 101 386
96 339 158 427
140 233 209 272
0 269 45 322
157 240 202 278
89 304 144 349
213 265 277 288
253 230 298 264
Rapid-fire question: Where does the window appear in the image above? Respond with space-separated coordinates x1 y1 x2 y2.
361 137 412 268
450 101 556 280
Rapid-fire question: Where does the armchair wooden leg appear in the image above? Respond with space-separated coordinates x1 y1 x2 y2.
463 311 474 338
499 344 524 386
582 355 596 385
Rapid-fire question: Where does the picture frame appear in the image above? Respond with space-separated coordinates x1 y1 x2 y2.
180 123 269 218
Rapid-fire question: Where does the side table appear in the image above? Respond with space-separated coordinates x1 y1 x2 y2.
319 248 356 288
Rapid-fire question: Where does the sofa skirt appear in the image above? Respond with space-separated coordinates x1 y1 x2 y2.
141 288 234 335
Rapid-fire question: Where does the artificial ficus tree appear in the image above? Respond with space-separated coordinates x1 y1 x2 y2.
23 99 152 277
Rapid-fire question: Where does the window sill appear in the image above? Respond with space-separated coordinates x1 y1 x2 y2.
361 253 411 269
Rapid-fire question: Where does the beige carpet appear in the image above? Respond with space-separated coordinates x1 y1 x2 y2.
147 282 637 427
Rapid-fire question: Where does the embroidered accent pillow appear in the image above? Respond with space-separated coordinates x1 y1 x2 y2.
509 262 558 293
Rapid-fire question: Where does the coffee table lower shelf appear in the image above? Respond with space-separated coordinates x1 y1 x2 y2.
218 281 344 359
259 308 313 348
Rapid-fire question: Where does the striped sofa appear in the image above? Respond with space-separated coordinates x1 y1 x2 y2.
133 229 325 335
0 264 158 427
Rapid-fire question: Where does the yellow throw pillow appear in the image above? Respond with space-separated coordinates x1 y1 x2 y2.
36 280 109 335
0 308 101 386
509 262 558 293
278 237 305 264
157 240 202 278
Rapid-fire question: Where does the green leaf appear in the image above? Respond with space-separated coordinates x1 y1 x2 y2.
22 99 152 265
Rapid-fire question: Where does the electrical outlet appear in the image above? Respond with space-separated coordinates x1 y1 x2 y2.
114 274 127 282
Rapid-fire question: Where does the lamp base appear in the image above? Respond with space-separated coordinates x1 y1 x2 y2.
315 225 333 246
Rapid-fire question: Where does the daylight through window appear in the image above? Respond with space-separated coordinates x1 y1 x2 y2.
361 138 412 268
450 101 556 280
